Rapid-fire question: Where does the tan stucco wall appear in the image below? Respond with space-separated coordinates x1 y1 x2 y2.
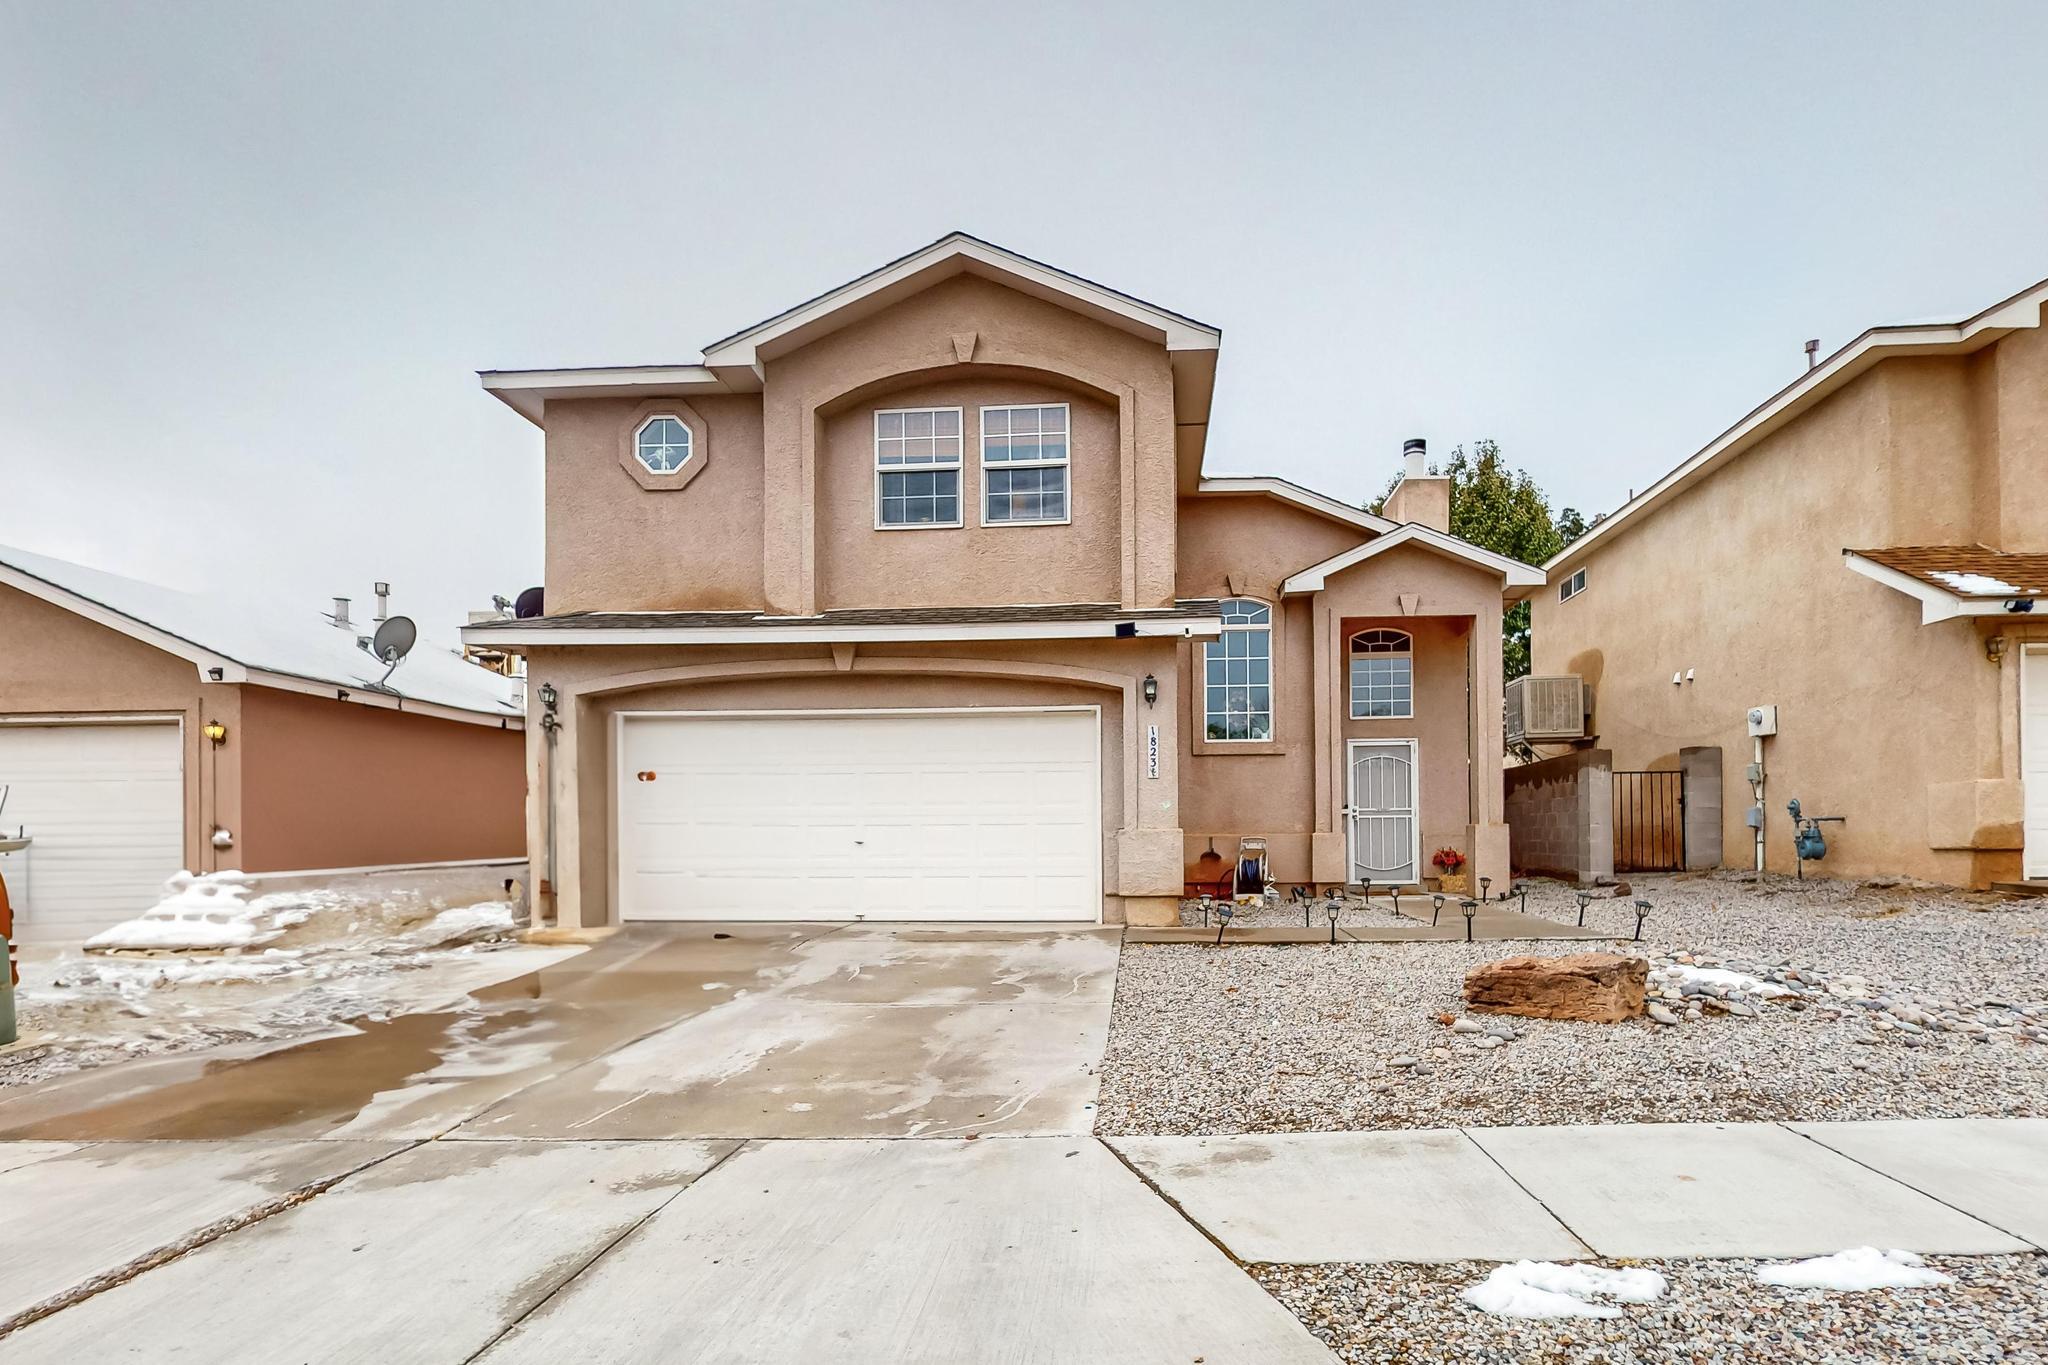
523 635 1182 928
815 375 1121 608
236 686 525 873
0 582 238 874
543 393 767 613
1534 331 2048 887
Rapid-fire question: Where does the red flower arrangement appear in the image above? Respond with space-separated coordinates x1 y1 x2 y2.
1430 847 1467 873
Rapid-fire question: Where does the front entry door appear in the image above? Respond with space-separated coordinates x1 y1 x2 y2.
1346 739 1419 885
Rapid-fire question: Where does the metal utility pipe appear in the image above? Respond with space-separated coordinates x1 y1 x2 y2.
1752 735 1766 875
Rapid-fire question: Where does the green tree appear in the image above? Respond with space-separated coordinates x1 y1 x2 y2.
1370 440 1583 681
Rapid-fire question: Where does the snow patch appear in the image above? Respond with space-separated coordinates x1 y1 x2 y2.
1755 1247 1955 1291
1461 1262 1667 1319
1659 964 1792 998
86 872 288 951
399 902 518 948
1930 571 2023 597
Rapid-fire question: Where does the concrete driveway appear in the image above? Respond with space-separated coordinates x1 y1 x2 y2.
0 922 1339 1364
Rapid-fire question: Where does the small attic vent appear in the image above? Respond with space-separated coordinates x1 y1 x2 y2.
1506 675 1589 745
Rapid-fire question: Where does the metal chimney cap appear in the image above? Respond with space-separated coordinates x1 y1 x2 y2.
1402 438 1427 455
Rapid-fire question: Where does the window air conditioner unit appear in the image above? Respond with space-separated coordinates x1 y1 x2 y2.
1505 675 1590 745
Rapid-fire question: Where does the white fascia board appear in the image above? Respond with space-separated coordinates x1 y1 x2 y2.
1194 477 1398 534
1841 553 2021 624
1281 523 1547 595
241 667 525 728
463 617 1225 648
0 559 245 682
1547 277 2048 574
701 234 1221 369
478 365 728 426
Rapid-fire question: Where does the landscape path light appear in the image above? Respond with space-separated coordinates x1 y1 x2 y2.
1198 892 1214 927
1479 876 1493 902
1512 880 1529 914
1575 890 1594 927
1459 898 1479 943
1430 892 1446 926
1214 900 1235 947
1326 897 1342 944
1634 898 1652 942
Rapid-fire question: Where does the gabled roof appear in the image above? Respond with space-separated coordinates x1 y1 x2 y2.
1547 273 2048 573
0 544 523 727
1280 523 1547 598
1191 477 1397 535
1843 545 2048 623
479 232 1221 429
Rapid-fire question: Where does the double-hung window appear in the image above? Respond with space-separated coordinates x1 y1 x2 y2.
1204 599 1273 741
980 404 1070 525
1349 629 1413 718
875 407 963 527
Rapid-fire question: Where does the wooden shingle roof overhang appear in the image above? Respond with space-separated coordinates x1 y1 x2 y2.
1844 545 2048 623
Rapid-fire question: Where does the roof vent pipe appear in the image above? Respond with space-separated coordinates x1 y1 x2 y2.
1402 437 1428 479
331 597 352 629
374 581 391 623
1804 339 1820 370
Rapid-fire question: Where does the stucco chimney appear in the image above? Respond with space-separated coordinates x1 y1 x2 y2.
374 581 391 623
1381 438 1451 533
331 597 352 629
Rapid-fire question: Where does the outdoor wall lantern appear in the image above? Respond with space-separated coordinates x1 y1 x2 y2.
1575 890 1594 927
1326 897 1342 944
1430 892 1446 926
1142 674 1159 706
1459 898 1479 943
1633 898 1653 942
1987 635 2008 664
538 682 558 710
202 720 227 747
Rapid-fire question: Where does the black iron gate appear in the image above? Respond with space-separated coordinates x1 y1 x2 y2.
1613 770 1685 872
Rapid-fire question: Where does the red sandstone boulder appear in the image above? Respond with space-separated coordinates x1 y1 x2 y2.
1463 953 1648 1023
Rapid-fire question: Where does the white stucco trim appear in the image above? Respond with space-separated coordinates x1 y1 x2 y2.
465 616 1225 648
1842 552 2039 624
478 365 730 426
1192 477 1398 535
1280 523 1547 595
1547 275 2048 573
702 232 1222 370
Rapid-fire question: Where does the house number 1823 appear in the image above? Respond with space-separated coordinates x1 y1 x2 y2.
1146 725 1159 779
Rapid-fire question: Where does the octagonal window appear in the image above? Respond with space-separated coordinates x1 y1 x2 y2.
635 416 693 474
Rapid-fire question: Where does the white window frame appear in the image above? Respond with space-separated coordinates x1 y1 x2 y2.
634 414 694 475
977 402 1073 528
1348 629 1414 720
873 406 965 531
1559 567 1587 602
1203 598 1274 743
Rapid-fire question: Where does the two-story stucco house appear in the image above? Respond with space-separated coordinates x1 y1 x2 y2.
1534 274 2048 890
466 235 1541 928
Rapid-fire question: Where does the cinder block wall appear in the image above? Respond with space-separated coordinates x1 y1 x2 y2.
1505 749 1615 884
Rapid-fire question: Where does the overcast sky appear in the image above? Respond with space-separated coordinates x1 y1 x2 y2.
4 1 2045 638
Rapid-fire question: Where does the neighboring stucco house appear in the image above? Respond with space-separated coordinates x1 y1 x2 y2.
0 545 527 939
1533 275 2048 889
466 234 1541 928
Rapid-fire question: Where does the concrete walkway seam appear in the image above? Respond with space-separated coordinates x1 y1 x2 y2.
1452 1127 1598 1260
1778 1122 2046 1252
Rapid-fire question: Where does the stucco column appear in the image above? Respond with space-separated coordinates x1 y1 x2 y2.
1117 639 1187 925
760 380 808 614
1309 597 1348 885
1469 608 1511 888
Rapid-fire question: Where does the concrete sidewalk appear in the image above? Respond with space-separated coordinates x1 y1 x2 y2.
1110 1118 2048 1264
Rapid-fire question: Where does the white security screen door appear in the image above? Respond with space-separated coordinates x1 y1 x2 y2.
1346 739 1418 885
2025 647 2047 880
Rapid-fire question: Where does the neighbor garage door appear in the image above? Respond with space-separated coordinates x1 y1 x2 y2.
0 722 185 940
616 709 1100 921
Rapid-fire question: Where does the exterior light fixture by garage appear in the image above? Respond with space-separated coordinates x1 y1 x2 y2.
1575 890 1594 927
1987 635 2008 664
537 681 561 734
1430 892 1445 926
1633 898 1652 942
1459 898 1478 942
202 720 227 747
1142 673 1159 706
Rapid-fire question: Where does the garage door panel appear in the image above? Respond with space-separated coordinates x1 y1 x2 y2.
0 723 185 940
618 711 1100 922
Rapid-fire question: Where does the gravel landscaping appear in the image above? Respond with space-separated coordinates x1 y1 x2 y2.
1255 1254 2048 1364
1098 872 2048 1133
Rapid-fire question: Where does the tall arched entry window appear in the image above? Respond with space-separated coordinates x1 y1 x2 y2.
1204 599 1272 741
1348 628 1413 719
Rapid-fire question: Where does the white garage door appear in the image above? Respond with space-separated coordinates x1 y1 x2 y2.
0 722 185 940
617 709 1101 922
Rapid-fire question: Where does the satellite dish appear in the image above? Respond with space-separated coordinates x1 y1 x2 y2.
371 615 416 687
514 586 545 620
